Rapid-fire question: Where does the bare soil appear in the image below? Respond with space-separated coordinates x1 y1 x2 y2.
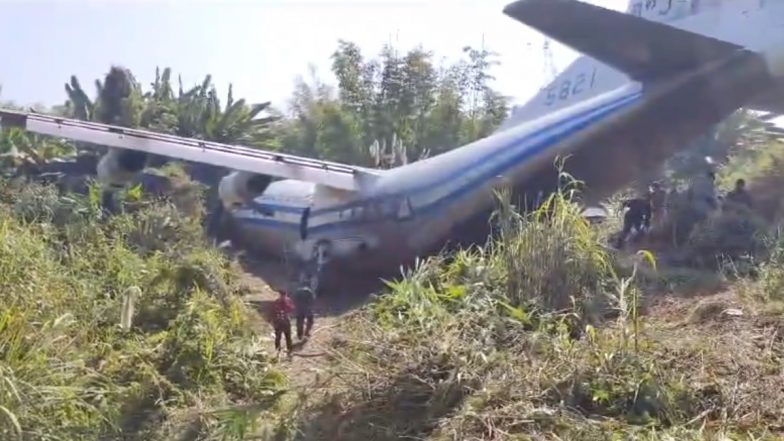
234 253 382 389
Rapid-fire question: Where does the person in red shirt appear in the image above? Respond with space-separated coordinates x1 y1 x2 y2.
271 289 295 356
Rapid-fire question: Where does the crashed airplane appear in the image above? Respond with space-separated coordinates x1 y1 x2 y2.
2 0 784 288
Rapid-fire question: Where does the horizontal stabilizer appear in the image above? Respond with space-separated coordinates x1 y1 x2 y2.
0 109 380 191
503 0 747 81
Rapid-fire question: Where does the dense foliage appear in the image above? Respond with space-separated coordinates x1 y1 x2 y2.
280 43 508 165
0 180 287 440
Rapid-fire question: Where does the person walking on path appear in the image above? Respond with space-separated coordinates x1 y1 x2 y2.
271 290 295 358
293 285 316 341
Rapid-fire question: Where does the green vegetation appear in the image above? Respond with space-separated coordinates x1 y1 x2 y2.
0 180 288 440
2 42 507 175
3 38 784 440
291 178 784 440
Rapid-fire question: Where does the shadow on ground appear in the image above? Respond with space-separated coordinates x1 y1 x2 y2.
294 357 475 441
235 252 391 320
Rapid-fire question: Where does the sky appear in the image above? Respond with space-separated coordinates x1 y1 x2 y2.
0 0 624 113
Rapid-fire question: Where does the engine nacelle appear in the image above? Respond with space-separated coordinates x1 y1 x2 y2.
218 171 273 209
97 148 148 189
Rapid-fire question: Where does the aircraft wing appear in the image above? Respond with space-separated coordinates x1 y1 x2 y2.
0 109 380 191
503 0 749 81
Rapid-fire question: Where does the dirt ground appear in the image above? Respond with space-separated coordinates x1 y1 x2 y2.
235 252 383 388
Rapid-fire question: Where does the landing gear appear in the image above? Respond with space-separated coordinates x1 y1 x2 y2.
291 239 333 297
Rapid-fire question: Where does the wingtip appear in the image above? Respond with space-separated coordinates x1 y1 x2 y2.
502 0 526 17
503 0 551 20
503 0 578 20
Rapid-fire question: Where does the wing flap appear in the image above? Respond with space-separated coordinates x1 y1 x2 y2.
0 109 379 191
503 0 747 81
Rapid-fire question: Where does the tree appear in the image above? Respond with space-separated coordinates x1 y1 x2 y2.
287 40 510 165
63 67 279 150
0 89 74 172
658 110 775 187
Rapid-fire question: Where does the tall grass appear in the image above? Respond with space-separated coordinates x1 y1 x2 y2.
289 179 781 440
0 180 286 440
492 182 613 315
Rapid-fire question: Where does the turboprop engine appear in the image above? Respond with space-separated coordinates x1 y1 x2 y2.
96 148 148 189
218 171 273 209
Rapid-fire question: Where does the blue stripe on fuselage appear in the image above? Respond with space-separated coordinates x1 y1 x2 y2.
235 92 642 232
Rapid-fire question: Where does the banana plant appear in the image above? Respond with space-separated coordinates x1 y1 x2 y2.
0 127 75 169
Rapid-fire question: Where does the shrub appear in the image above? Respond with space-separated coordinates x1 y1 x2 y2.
291 183 779 440
0 180 286 440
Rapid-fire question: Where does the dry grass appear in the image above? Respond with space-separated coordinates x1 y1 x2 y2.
283 179 784 440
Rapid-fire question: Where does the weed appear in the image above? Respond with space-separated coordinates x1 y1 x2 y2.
0 180 286 440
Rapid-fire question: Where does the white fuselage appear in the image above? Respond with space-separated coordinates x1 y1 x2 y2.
228 0 784 275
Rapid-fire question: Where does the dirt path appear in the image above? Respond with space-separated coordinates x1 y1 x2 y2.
234 253 380 388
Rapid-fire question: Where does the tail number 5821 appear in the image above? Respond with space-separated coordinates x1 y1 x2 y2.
544 68 598 106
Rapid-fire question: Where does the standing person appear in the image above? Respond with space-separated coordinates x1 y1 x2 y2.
615 194 652 248
271 290 295 357
649 182 667 229
725 178 753 210
293 285 316 340
688 170 718 221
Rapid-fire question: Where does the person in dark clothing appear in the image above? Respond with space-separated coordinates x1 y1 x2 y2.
615 195 652 248
293 286 316 340
648 182 667 227
725 178 753 210
271 290 295 355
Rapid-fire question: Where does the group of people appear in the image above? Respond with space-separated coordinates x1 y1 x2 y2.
270 284 316 358
615 171 754 248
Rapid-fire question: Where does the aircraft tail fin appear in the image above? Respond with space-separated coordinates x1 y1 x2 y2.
502 0 746 82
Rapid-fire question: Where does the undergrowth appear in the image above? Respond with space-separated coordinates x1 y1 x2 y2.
290 181 783 440
0 179 287 440
5 140 784 440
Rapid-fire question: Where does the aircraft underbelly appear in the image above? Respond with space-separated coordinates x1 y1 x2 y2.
228 219 298 259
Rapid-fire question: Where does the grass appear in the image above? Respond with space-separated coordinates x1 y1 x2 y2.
0 179 288 440
5 139 784 439
286 176 784 440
